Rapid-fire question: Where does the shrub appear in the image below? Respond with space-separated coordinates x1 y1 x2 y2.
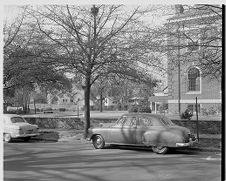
128 105 151 113
59 108 66 112
128 105 138 113
159 103 168 113
44 107 53 111
180 109 193 120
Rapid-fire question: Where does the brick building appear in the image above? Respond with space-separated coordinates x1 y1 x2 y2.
166 5 222 115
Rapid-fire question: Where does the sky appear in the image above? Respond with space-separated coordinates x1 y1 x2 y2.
3 4 173 26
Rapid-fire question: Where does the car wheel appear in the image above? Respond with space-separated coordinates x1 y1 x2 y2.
4 133 12 143
92 135 105 149
152 146 169 154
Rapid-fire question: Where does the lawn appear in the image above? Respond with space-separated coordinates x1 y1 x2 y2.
24 110 221 121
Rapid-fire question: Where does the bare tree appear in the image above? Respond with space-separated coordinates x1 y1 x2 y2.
3 8 72 112
24 5 161 137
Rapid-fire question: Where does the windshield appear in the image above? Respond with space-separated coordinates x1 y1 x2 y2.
160 117 175 126
11 117 26 123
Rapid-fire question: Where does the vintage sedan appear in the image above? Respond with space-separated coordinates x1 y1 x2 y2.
87 113 197 154
3 114 39 142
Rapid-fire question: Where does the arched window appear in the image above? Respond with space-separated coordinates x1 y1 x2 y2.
188 67 200 91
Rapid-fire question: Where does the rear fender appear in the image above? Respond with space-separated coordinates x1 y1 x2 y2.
143 130 184 147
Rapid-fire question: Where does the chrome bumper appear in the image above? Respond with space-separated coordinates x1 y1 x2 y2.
176 138 198 147
13 133 39 138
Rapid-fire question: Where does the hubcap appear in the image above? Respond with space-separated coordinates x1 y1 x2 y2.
4 134 11 142
96 137 102 145
93 135 105 149
156 146 164 150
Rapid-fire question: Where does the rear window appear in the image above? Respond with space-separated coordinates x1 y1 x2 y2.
123 117 136 126
160 117 174 126
11 117 26 123
138 117 153 127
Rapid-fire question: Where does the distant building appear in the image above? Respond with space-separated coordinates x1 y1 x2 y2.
103 97 118 107
29 85 93 111
166 5 222 115
46 88 94 110
149 87 168 114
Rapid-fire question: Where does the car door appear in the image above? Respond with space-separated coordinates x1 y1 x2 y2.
110 116 137 144
135 116 153 144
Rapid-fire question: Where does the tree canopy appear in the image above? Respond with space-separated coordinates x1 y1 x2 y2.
3 12 72 109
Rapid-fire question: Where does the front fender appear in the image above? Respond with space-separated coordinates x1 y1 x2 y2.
87 128 110 142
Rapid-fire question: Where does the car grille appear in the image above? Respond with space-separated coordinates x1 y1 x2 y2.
19 129 36 134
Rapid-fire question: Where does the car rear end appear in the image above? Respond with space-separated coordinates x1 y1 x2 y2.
176 132 198 147
11 123 39 138
167 125 198 147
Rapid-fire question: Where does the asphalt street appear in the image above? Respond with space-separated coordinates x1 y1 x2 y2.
4 139 222 181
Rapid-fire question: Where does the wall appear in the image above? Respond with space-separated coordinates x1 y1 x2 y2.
167 9 221 115
25 117 84 129
24 117 221 134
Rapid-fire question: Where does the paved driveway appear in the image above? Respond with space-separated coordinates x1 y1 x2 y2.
4 139 222 181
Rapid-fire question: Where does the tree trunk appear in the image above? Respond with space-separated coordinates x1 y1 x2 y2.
100 89 103 112
34 98 36 114
83 76 91 138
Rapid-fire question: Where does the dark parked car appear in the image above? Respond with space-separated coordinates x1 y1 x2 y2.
87 113 197 154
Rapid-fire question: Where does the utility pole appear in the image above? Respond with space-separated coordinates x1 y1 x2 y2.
195 97 200 141
177 24 181 116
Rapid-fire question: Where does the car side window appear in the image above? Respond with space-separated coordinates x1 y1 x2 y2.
11 117 25 123
123 117 136 127
138 117 153 127
115 117 125 127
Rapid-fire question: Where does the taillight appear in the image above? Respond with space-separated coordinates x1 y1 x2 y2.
184 133 191 142
185 133 196 142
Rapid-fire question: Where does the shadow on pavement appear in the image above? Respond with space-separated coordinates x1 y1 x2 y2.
4 130 60 143
5 138 58 143
4 140 220 181
104 145 200 155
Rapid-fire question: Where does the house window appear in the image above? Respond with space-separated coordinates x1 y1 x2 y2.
188 67 200 91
